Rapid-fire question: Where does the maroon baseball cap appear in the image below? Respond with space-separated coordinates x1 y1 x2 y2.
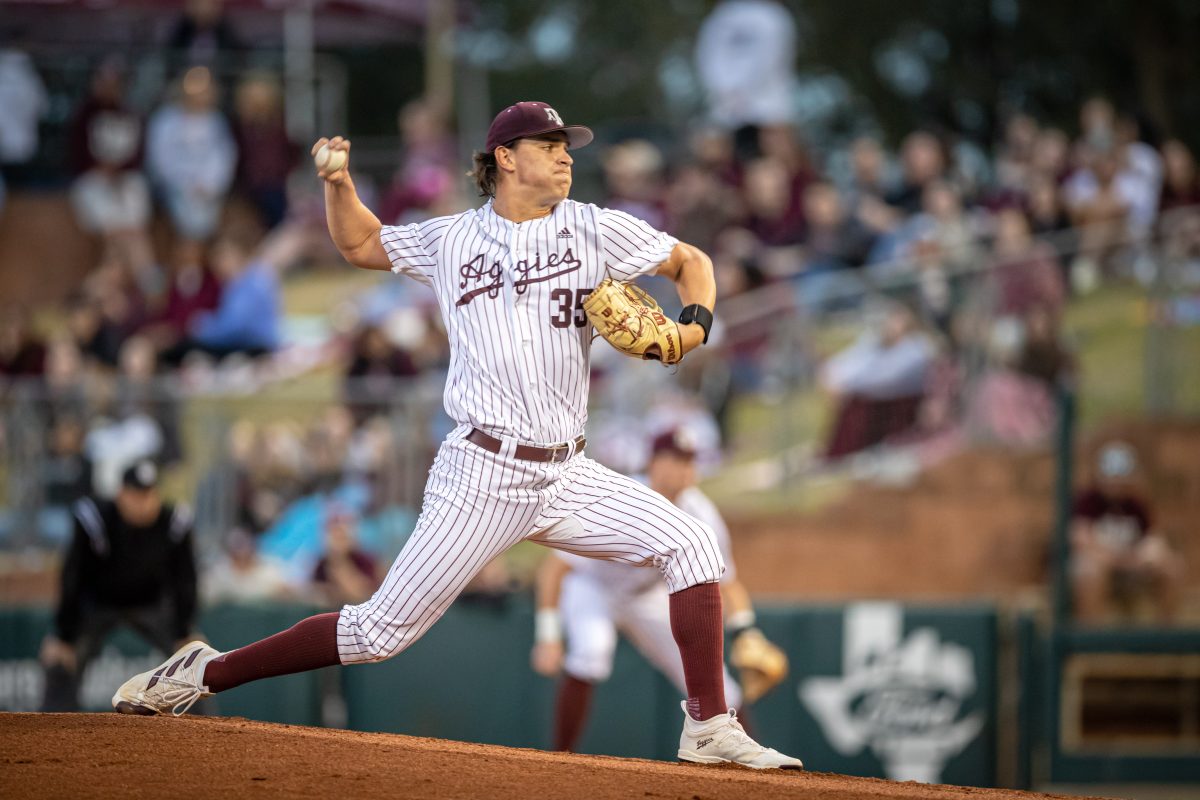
484 101 593 153
650 428 699 460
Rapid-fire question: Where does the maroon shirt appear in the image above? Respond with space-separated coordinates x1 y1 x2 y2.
313 551 377 585
1072 488 1152 550
156 266 222 337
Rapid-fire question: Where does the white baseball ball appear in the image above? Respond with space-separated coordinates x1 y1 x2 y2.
315 143 347 173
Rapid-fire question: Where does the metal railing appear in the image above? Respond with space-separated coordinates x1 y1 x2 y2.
3 208 1198 550
0 373 446 553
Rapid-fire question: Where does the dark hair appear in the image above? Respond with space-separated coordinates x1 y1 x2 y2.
469 150 498 198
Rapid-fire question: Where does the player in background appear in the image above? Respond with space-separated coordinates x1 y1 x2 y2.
41 460 198 711
532 429 787 752
112 101 801 769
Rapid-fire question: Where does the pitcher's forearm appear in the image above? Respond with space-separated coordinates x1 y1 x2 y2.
325 175 383 261
674 246 717 313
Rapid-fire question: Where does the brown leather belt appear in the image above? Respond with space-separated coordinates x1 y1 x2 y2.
466 428 585 464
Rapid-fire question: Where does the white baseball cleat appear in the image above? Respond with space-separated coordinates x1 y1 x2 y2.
112 640 219 717
677 702 804 769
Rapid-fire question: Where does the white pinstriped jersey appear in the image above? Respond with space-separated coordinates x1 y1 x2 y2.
380 198 678 445
561 485 736 594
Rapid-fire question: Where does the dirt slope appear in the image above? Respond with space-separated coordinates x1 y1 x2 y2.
1 713 1108 800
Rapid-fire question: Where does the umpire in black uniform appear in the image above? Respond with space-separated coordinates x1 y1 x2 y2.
41 459 200 711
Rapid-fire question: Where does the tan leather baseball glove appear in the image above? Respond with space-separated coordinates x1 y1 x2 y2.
583 277 683 364
730 628 789 704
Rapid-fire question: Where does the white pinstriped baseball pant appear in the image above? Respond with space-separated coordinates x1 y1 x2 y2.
336 424 726 664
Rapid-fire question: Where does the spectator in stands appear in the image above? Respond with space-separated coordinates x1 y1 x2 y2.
965 311 1060 448
665 161 741 255
758 124 817 206
68 59 157 293
302 406 355 494
65 294 106 369
40 460 198 711
78 258 147 367
1030 127 1071 184
1064 143 1137 283
1159 139 1200 214
1071 442 1185 624
380 98 458 224
0 46 48 185
164 229 285 362
802 181 874 269
1014 302 1072 388
188 234 279 357
146 66 237 245
224 420 297 535
312 506 378 607
343 323 420 427
69 56 141 176
1025 173 1071 236
38 415 94 544
886 131 947 215
819 302 935 459
843 135 900 238
42 336 91 424
995 113 1039 195
232 72 297 229
114 335 184 464
203 527 292 605
167 0 241 69
916 181 979 273
742 156 805 255
1116 113 1164 235
1158 140 1200 269
602 140 668 232
988 207 1066 317
0 304 46 382
909 235 961 334
140 241 222 355
797 181 873 311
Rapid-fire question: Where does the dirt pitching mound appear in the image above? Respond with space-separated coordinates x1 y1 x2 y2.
2 713 1104 800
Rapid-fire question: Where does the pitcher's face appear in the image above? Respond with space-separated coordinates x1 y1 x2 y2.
503 133 573 203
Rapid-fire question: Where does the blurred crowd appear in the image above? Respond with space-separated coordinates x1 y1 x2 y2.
1 0 1198 612
0 1 461 603
617 99 1200 465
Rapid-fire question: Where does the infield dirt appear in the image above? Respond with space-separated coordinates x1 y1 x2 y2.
2 713 1108 800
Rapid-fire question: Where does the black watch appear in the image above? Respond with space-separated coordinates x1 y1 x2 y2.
678 304 713 344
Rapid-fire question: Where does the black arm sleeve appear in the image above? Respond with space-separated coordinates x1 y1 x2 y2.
169 528 199 640
54 521 90 643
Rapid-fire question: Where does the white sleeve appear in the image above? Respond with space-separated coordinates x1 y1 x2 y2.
380 216 453 287
598 207 679 281
676 488 736 583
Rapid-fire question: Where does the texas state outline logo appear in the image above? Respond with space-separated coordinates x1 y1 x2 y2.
799 602 985 783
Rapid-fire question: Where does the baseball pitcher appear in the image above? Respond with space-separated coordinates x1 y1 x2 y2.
112 101 801 770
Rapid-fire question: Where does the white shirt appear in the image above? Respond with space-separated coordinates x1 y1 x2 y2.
0 50 47 163
203 556 291 605
145 104 237 195
562 484 736 594
695 0 797 127
821 331 935 400
381 198 678 444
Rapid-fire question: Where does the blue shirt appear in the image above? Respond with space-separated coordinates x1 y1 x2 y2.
191 262 280 351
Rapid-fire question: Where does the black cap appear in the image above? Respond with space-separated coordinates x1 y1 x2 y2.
121 459 159 490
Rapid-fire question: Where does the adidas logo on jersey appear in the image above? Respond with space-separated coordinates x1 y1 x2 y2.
557 227 573 239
